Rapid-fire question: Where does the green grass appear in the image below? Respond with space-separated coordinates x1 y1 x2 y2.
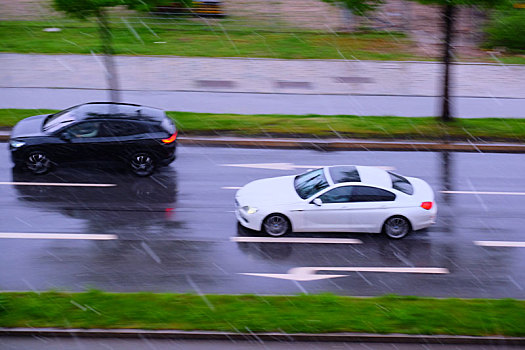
2 109 525 142
2 20 525 63
0 291 524 336
0 20 414 60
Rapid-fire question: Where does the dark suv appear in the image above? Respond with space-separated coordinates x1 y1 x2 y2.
9 102 177 176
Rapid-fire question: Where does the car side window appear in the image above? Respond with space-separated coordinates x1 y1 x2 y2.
319 186 353 203
103 121 143 137
349 186 396 202
65 122 101 138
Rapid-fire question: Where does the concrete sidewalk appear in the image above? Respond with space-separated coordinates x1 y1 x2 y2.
2 53 525 98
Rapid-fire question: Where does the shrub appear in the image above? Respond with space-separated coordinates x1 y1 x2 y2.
485 9 525 52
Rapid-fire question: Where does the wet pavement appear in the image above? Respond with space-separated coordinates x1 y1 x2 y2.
1 144 525 298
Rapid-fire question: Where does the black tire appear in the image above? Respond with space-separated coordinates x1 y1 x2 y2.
25 150 52 175
129 152 155 177
383 216 411 239
262 213 291 237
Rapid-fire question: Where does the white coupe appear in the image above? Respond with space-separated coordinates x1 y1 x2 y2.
235 165 437 239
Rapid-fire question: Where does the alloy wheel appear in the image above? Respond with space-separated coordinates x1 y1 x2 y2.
263 214 289 237
26 151 51 175
384 216 410 239
130 153 155 177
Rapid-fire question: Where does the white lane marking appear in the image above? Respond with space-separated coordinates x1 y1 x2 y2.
0 182 116 187
221 163 394 171
0 233 117 240
441 190 525 196
240 266 449 282
474 241 525 248
231 237 362 244
222 186 241 190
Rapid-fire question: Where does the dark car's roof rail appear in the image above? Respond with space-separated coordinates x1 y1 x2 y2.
67 102 166 122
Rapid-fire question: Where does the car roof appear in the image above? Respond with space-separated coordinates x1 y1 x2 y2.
67 102 165 122
327 165 392 188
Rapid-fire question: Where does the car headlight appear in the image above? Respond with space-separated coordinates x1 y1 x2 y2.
10 140 26 148
242 206 258 214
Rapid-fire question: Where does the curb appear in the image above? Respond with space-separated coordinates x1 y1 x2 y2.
178 136 525 153
2 132 525 153
1 328 524 345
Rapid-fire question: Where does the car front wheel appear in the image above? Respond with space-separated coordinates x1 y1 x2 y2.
262 214 290 237
25 150 52 175
383 216 411 239
130 152 155 176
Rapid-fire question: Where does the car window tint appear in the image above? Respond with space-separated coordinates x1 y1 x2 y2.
329 166 361 184
103 121 143 137
66 122 101 138
388 171 414 195
350 186 396 202
319 186 352 203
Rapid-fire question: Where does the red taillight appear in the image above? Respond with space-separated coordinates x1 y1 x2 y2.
162 131 178 144
421 201 433 210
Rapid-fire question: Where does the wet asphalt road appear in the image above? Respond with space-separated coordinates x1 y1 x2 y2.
1 143 525 298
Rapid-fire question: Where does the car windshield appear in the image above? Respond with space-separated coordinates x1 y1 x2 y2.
43 109 75 132
294 168 329 199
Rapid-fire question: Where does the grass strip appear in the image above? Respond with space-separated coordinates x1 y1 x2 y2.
0 291 524 336
2 109 525 142
0 21 414 61
1 20 524 63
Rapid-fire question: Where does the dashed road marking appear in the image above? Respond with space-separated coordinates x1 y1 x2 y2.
474 241 525 248
0 232 117 240
231 237 362 244
0 182 116 187
222 186 241 190
441 190 525 196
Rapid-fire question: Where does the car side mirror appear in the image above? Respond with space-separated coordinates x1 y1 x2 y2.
60 132 72 141
312 198 322 206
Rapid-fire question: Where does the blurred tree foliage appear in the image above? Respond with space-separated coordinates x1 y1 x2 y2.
485 3 525 52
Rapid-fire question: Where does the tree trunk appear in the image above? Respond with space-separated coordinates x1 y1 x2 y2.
441 4 455 122
97 9 120 103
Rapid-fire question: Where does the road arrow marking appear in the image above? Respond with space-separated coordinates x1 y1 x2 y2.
221 163 322 171
240 266 449 282
474 241 525 248
231 237 362 244
221 163 395 171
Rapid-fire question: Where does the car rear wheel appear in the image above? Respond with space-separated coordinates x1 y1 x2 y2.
130 152 155 177
383 216 411 239
25 150 52 175
262 214 290 237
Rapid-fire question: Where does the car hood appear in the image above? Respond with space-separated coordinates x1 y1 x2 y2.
236 175 301 206
10 114 48 139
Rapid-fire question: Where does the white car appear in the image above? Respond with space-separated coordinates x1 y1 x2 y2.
235 165 437 239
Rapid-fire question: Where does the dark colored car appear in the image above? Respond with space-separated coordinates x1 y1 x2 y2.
9 102 177 176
